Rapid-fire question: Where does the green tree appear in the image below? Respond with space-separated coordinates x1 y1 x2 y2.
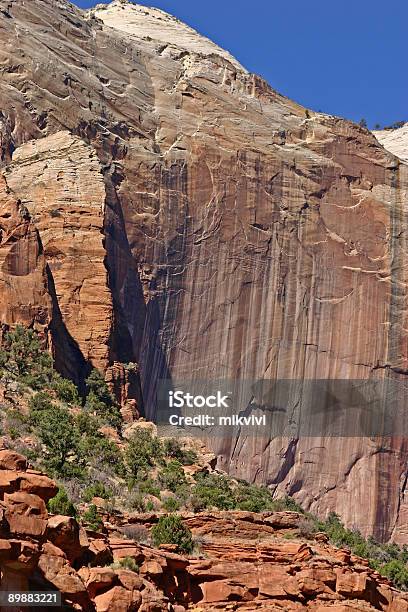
52 375 80 404
34 404 80 476
125 429 163 480
151 515 193 554
0 325 54 388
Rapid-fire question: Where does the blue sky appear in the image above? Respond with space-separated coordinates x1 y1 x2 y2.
75 0 407 128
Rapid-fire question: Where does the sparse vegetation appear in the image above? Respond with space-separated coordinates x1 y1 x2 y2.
47 486 77 517
84 369 122 430
151 515 193 554
82 504 103 532
111 556 139 572
83 482 112 502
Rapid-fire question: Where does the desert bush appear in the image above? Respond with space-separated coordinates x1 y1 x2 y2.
0 325 54 389
162 496 181 512
191 472 235 511
269 495 304 513
137 478 160 497
163 438 198 465
84 369 121 430
121 524 150 543
158 460 187 493
128 493 147 512
83 482 112 502
151 515 193 554
125 428 163 479
47 486 77 517
52 375 80 405
298 516 318 539
111 556 139 572
82 504 103 531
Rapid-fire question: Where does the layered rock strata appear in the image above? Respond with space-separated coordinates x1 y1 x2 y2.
1 449 408 611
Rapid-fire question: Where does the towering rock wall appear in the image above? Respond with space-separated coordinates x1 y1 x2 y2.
0 0 407 540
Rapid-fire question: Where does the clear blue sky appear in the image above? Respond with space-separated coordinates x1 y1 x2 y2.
75 0 407 128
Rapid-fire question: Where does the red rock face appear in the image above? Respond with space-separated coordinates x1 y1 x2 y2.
0 0 407 539
0 175 51 330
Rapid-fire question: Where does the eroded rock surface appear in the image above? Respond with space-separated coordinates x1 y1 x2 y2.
374 124 408 163
0 0 407 539
1 450 408 611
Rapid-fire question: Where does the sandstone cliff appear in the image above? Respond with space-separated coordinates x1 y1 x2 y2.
0 0 407 541
374 124 408 164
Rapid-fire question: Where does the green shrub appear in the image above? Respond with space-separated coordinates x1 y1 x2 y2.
162 496 181 512
52 376 80 405
82 504 103 531
270 495 304 513
191 472 235 511
0 325 54 389
378 560 408 590
163 439 198 465
78 434 123 473
125 429 163 479
84 370 122 430
47 487 77 517
158 460 187 493
29 392 55 425
234 482 276 512
83 482 112 502
138 478 160 497
151 515 193 554
34 404 80 477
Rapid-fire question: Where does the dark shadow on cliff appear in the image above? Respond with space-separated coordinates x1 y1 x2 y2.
46 265 92 394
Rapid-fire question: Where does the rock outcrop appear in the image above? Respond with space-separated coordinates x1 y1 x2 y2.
0 0 407 540
374 124 408 163
1 450 408 611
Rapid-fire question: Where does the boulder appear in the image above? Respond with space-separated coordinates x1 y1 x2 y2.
94 585 137 612
38 552 92 610
46 514 87 562
79 566 116 599
4 491 47 537
0 450 28 471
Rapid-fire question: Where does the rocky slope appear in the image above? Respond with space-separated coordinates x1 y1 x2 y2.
0 0 407 541
1 449 408 611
